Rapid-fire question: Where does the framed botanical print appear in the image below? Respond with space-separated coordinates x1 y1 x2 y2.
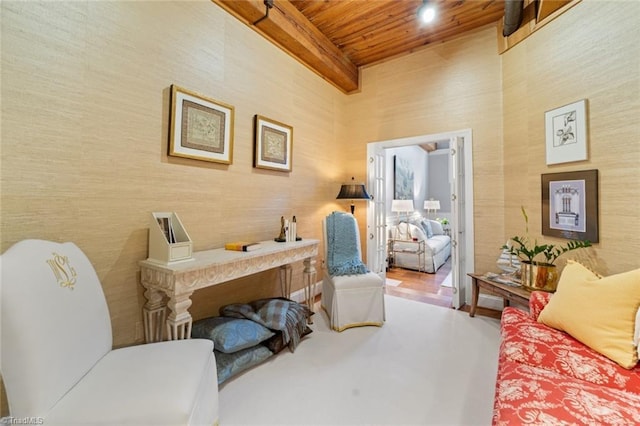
545 99 588 165
169 85 234 164
253 115 293 172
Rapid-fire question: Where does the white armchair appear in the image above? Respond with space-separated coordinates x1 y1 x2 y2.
321 212 385 332
1 239 218 425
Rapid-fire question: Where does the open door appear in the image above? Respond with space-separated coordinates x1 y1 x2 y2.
449 136 466 309
366 129 474 308
366 145 387 279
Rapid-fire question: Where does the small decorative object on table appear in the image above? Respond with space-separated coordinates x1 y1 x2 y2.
148 212 193 264
502 207 591 291
275 216 287 242
275 215 302 242
436 217 451 236
497 241 521 274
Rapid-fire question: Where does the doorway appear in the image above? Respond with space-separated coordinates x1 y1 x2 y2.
385 258 453 307
366 129 475 309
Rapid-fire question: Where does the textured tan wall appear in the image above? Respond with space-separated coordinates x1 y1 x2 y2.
502 1 640 274
2 1 639 413
0 1 347 350
345 26 506 274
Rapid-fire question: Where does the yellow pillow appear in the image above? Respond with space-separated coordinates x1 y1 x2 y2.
538 267 640 369
557 260 602 284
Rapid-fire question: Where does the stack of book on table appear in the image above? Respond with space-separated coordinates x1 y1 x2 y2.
224 241 262 252
483 272 522 287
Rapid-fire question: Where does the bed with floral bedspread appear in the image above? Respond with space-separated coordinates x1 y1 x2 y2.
493 290 640 425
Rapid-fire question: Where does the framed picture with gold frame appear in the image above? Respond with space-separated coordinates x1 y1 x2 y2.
169 85 234 164
253 115 293 172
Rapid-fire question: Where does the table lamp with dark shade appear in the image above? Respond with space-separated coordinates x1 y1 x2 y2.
336 177 371 214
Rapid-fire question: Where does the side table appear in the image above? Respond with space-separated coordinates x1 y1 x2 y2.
468 273 531 317
388 239 426 272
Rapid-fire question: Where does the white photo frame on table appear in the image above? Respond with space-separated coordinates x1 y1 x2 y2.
169 85 234 164
545 99 588 165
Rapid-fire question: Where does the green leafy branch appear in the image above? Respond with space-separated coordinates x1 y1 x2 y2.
502 207 592 265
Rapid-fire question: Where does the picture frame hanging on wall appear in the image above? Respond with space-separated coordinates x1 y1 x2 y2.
253 115 293 172
541 169 598 243
545 99 588 165
393 155 414 200
168 85 234 164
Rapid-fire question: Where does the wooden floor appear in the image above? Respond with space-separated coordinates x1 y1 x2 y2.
385 260 453 308
385 259 502 319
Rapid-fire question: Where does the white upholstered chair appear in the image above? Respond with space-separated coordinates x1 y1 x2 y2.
1 239 218 425
321 212 385 331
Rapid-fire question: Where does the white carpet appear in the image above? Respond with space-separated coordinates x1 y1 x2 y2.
219 295 501 425
385 278 402 287
441 272 453 287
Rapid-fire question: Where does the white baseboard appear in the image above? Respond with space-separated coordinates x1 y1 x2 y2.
289 281 322 304
291 281 506 313
478 293 505 311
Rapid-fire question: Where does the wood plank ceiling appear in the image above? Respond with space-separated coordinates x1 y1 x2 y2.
211 0 506 93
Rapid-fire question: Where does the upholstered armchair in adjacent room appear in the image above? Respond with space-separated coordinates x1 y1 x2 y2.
321 211 385 332
0 240 218 425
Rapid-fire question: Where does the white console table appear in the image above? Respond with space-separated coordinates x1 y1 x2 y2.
139 239 319 342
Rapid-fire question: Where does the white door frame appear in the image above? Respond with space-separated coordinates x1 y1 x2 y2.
366 129 475 308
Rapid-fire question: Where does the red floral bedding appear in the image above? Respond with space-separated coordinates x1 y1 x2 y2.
494 360 640 425
493 291 640 425
501 307 640 390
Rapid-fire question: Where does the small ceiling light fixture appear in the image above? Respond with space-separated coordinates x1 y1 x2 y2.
417 0 437 24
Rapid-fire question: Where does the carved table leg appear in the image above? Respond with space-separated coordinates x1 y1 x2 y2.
303 257 317 323
142 285 167 343
166 291 194 340
279 264 292 298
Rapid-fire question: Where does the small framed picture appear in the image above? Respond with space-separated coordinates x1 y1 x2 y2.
169 85 234 164
541 169 598 243
253 115 293 172
545 99 588 165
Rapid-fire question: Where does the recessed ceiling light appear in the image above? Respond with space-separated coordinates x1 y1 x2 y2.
417 0 436 24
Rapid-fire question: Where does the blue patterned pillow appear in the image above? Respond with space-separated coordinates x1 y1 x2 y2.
191 316 274 354
421 219 434 239
215 345 273 384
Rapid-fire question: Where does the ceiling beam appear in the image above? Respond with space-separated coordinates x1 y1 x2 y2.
211 0 360 93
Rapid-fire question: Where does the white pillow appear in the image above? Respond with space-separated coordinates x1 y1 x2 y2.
429 220 444 235
394 222 410 240
408 224 427 241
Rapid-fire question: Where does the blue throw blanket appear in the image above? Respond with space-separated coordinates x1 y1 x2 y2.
221 298 311 352
326 212 369 276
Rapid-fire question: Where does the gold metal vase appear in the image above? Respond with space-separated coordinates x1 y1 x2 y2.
521 261 559 292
